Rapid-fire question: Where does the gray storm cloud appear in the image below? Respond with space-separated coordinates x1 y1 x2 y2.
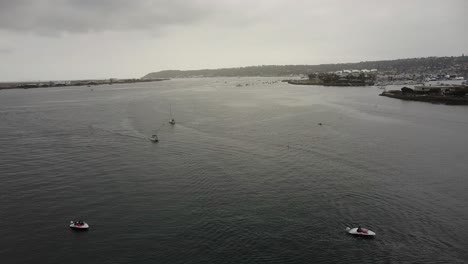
0 0 214 33
2 0 467 35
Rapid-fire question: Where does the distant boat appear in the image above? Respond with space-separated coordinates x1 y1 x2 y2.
149 134 159 142
169 104 175 125
346 227 375 237
69 221 89 230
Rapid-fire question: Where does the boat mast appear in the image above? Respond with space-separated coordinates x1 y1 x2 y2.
170 103 173 119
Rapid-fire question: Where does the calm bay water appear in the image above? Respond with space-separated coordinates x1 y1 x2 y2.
1 78 467 263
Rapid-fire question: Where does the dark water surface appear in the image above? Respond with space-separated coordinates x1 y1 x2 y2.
1 78 467 263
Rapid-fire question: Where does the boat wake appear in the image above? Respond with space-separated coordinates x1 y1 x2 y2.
90 124 148 141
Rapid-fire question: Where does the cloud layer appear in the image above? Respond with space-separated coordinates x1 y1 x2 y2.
0 0 467 81
0 0 214 34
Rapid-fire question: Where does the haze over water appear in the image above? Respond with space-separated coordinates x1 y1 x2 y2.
1 78 467 263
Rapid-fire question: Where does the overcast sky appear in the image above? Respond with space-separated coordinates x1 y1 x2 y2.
1 0 467 81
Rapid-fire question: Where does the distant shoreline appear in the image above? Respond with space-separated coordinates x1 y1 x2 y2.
0 78 169 91
287 79 374 86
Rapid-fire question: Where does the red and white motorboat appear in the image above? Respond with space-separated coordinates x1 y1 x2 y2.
69 221 89 230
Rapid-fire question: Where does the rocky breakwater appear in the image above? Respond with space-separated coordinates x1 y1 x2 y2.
380 85 468 105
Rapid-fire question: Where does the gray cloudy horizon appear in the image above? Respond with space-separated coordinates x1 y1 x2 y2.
1 0 467 81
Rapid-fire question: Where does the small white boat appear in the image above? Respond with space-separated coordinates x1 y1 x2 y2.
149 134 159 142
346 227 376 237
69 221 89 230
169 118 175 125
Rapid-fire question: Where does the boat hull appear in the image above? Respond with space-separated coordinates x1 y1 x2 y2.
70 221 89 230
346 227 376 237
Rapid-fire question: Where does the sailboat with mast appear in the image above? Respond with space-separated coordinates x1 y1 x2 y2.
169 104 176 125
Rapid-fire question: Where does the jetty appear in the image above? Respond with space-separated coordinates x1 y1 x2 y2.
0 78 169 90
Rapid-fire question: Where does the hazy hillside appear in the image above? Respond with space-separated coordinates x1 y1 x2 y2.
143 56 468 79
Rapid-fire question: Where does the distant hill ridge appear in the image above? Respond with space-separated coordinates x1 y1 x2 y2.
142 56 468 79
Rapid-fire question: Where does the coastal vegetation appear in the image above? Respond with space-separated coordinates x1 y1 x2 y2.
288 72 376 86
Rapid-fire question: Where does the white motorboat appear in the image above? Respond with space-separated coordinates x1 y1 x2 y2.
346 227 376 237
70 221 89 230
169 118 175 125
149 134 159 142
